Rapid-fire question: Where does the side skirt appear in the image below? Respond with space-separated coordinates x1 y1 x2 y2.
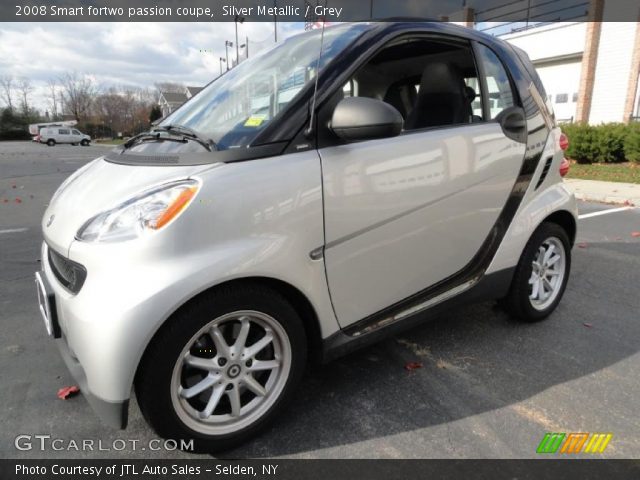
321 267 515 363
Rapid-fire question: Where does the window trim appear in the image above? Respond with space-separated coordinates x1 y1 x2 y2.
472 40 522 122
472 41 492 122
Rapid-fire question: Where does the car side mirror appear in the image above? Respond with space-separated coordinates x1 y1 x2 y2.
330 97 403 142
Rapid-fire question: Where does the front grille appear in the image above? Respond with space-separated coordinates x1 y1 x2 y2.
48 246 87 294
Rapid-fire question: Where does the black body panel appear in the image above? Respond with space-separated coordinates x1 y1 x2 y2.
322 268 516 363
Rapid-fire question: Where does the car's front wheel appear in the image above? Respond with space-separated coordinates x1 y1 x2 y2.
81 139 89 146
504 222 571 322
136 284 307 452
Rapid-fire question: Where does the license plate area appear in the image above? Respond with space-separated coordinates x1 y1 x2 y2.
35 272 61 338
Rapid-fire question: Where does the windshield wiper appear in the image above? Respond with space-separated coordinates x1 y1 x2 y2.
122 131 184 150
154 124 217 152
121 125 217 152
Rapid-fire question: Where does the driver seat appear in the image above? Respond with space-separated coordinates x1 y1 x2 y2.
405 62 469 130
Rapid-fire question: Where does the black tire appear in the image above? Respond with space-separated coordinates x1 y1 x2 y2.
46 139 55 146
504 222 571 322
81 139 89 146
135 283 307 452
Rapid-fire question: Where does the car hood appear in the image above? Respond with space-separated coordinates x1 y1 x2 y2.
42 156 217 255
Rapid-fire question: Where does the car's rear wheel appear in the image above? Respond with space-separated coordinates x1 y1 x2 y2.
135 284 306 452
46 139 55 146
504 222 571 322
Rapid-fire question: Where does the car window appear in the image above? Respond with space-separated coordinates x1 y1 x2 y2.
72 129 81 135
162 24 370 150
341 36 482 132
59 129 70 135
475 44 515 119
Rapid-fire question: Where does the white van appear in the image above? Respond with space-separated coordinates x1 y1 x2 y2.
40 127 91 146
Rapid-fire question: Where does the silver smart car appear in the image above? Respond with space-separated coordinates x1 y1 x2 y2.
36 22 577 450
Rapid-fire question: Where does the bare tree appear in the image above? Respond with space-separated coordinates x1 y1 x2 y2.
47 79 59 120
93 87 129 134
16 77 33 115
136 86 156 106
0 75 14 110
59 72 96 122
154 82 184 94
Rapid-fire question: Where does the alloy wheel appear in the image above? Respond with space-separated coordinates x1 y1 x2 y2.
170 310 291 435
528 236 566 311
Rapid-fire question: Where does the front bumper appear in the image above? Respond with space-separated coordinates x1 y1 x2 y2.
36 265 128 428
37 235 245 430
56 329 129 428
37 240 199 430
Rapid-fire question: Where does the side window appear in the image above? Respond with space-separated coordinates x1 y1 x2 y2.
59 129 70 135
340 37 482 132
72 129 81 135
476 44 515 119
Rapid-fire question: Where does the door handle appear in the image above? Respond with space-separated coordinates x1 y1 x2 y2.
502 113 525 130
496 106 527 143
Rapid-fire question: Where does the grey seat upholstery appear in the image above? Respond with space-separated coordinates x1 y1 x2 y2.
405 62 469 130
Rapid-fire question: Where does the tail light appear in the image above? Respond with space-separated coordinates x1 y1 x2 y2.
558 132 570 177
559 132 569 151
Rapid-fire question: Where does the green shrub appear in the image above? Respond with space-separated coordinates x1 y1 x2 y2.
624 122 640 163
561 122 635 164
595 123 626 163
562 122 597 164
0 107 38 141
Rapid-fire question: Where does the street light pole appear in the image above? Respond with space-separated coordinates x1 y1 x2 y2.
274 0 277 42
224 40 233 70
235 15 244 65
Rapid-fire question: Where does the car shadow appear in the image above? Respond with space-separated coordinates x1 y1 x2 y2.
212 241 640 458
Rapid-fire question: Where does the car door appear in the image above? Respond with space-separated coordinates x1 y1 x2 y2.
71 129 82 143
319 35 527 327
57 128 71 143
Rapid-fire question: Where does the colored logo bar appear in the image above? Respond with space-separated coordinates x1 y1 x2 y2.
537 433 612 454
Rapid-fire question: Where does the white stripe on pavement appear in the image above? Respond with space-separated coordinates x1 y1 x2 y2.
578 206 633 220
0 228 28 234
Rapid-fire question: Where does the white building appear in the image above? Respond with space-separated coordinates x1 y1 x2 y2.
157 86 204 118
502 18 639 124
452 0 640 124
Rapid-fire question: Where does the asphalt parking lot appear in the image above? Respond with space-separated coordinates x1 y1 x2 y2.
1 140 639 459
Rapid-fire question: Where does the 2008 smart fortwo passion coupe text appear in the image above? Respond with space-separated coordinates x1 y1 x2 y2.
35 21 577 451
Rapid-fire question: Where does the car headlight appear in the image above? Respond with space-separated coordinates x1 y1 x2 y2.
76 180 199 243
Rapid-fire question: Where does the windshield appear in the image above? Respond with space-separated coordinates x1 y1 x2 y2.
161 23 369 150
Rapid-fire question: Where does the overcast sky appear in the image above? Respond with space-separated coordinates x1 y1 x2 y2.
0 22 305 113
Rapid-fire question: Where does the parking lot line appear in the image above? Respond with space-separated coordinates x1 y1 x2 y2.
0 228 28 234
578 206 633 220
